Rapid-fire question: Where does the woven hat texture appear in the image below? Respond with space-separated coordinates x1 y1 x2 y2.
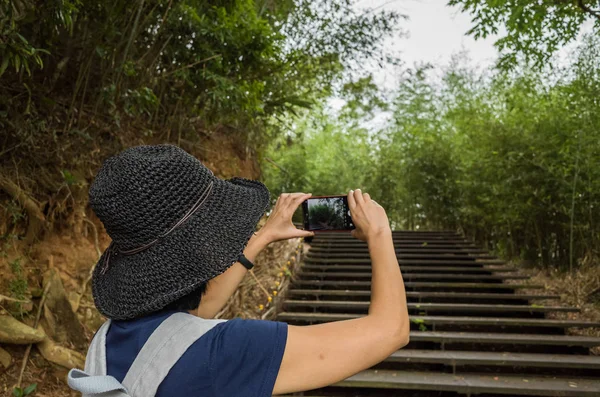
89 144 270 320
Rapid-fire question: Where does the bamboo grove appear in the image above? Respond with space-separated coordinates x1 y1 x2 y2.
264 38 600 270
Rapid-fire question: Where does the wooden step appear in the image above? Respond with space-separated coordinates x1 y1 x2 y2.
277 312 600 328
332 369 600 396
385 349 600 369
313 240 470 245
310 244 480 250
390 230 460 234
282 300 580 314
307 252 497 260
314 234 463 239
297 272 529 280
309 247 489 254
287 289 560 301
306 258 506 265
311 239 472 244
292 280 542 290
301 264 518 273
409 330 600 348
316 234 462 239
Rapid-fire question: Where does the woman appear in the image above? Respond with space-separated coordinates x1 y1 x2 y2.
68 144 409 396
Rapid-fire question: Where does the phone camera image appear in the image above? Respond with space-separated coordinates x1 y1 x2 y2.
303 196 354 231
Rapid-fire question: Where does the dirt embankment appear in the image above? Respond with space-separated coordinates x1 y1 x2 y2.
507 261 600 354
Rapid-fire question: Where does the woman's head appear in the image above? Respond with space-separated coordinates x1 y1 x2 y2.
88 144 270 320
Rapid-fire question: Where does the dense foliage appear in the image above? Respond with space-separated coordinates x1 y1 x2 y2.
0 0 398 161
264 39 600 269
0 0 398 242
449 0 600 68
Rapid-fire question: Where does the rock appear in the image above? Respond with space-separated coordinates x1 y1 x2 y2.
43 269 87 349
68 291 81 312
36 325 85 370
0 346 12 371
42 303 57 339
0 315 46 344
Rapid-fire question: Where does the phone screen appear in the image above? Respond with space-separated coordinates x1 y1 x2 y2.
302 196 354 231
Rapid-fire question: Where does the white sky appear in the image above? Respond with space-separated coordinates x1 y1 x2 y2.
328 0 502 114
357 0 500 87
326 0 595 122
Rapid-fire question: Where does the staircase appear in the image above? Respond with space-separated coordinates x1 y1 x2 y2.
277 231 600 396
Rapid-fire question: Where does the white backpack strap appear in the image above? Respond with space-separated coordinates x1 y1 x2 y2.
122 312 225 397
67 369 128 396
85 320 112 375
68 320 129 396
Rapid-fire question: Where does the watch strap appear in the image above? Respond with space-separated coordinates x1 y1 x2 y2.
238 254 254 270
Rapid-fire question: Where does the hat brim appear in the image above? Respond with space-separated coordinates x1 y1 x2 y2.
91 176 270 320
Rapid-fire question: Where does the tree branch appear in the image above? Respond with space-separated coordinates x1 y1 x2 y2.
576 0 600 21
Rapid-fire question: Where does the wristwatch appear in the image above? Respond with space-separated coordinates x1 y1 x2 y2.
238 254 255 270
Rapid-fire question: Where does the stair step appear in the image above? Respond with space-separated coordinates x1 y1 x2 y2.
282 300 580 314
293 280 542 289
287 289 560 301
316 233 463 238
391 230 460 234
311 239 472 245
310 244 480 251
297 272 529 280
309 247 488 253
306 258 506 265
316 234 464 238
410 330 600 348
385 349 600 369
332 369 600 396
302 264 518 273
307 253 497 260
277 312 600 328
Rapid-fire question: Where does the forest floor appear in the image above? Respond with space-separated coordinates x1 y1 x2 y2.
508 261 600 354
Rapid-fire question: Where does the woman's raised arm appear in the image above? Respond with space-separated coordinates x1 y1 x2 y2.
272 189 410 395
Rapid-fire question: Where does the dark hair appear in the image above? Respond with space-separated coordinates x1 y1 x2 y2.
162 282 207 312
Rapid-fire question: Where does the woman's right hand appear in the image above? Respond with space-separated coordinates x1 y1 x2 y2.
347 189 391 243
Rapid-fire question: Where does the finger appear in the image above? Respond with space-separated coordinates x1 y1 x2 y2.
274 194 286 210
296 229 315 237
363 192 371 202
278 193 293 211
288 193 312 211
354 189 365 206
347 190 356 209
288 192 309 199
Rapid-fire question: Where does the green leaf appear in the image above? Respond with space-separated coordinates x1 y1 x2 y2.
95 46 106 58
16 33 29 45
0 57 9 77
13 387 23 397
61 170 77 185
23 384 37 395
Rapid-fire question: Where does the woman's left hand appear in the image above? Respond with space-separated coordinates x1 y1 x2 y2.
257 192 314 244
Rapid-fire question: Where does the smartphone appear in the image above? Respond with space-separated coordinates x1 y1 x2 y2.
302 195 355 231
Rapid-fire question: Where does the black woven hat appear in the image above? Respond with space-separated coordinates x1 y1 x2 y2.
89 144 270 320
